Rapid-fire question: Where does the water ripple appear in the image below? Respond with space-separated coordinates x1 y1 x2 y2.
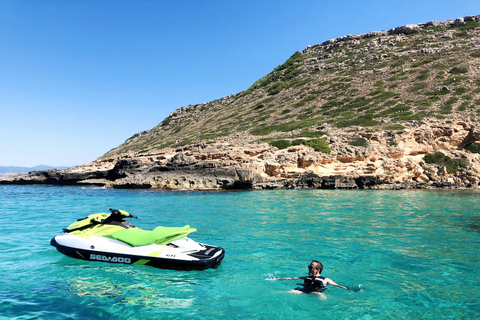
0 186 479 319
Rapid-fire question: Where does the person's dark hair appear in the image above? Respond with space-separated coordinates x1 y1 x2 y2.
312 260 323 274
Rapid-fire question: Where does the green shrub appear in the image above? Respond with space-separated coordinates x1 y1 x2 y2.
385 124 405 130
471 50 480 58
454 30 473 38
449 67 468 74
457 102 469 111
298 130 326 138
261 97 275 104
268 138 331 154
440 105 452 114
444 77 465 85
410 82 427 92
369 88 385 96
279 119 319 131
465 143 480 153
293 78 314 88
335 115 378 128
285 68 303 81
269 140 291 149
384 100 399 107
388 83 399 89
440 97 459 114
125 133 139 142
251 125 276 135
375 91 398 101
161 116 172 127
424 152 446 164
291 139 303 146
303 138 331 154
267 81 286 95
421 56 439 64
293 101 306 108
251 119 320 136
391 59 406 67
348 96 373 108
412 56 439 67
377 104 410 117
457 21 480 30
419 100 432 107
389 112 418 121
424 152 467 173
446 161 466 173
432 63 449 69
416 71 430 81
275 51 304 72
349 137 369 147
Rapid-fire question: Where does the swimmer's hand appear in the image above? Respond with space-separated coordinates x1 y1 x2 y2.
348 284 364 292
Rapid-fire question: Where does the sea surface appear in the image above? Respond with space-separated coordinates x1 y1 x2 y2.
0 185 479 319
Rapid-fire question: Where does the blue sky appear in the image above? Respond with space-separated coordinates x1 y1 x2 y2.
1 1 479 167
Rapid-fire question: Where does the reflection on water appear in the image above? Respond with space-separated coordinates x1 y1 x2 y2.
464 222 480 232
56 277 122 298
53 266 198 309
118 296 194 308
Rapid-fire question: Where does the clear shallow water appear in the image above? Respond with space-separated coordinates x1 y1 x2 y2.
0 185 479 319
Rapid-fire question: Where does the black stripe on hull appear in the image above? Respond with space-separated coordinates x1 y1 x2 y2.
50 237 225 271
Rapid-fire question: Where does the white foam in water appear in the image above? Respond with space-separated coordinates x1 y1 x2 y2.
263 271 281 280
349 284 365 292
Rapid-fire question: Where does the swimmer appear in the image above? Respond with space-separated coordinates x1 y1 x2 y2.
275 260 348 298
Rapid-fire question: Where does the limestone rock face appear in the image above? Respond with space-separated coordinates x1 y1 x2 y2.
2 116 479 190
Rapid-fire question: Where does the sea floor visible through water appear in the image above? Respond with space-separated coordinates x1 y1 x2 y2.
0 185 479 319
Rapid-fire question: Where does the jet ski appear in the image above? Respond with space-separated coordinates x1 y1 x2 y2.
50 209 225 270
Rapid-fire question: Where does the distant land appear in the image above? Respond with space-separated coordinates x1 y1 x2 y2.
0 165 71 177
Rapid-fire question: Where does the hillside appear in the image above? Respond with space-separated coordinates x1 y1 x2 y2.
104 16 480 158
2 15 480 190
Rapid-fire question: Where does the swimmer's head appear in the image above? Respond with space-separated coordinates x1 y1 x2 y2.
308 260 323 276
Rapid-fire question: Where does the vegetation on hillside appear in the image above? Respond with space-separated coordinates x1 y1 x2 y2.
102 17 480 158
424 152 468 173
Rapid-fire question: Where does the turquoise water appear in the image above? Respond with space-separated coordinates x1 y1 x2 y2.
0 185 479 319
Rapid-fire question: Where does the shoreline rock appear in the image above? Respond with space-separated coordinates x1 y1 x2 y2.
2 117 479 191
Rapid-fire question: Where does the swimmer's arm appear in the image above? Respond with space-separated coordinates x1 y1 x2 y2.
324 277 348 290
274 276 305 280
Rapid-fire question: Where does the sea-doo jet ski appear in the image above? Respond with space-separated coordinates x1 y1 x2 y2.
50 209 225 270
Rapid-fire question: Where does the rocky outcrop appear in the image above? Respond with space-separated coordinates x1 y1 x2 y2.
2 116 479 190
315 15 480 48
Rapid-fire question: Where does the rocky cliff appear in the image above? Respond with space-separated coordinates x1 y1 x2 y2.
2 15 480 190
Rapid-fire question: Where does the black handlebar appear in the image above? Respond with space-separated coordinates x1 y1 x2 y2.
109 208 138 219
